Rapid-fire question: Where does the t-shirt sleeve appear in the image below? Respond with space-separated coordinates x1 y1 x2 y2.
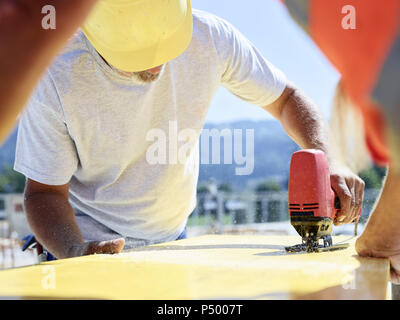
212 16 287 106
14 72 79 186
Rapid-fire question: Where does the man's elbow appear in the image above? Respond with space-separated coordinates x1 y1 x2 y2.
262 83 297 121
23 179 70 217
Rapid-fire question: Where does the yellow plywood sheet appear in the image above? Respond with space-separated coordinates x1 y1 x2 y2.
0 235 390 299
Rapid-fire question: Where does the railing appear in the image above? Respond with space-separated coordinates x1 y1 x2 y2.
189 189 381 233
0 193 28 269
0 193 28 238
0 189 382 238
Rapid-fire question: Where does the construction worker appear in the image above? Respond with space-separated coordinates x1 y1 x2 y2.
13 0 364 259
0 0 98 144
282 0 400 283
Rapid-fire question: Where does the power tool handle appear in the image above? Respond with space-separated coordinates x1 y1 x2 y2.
333 191 362 223
334 196 341 210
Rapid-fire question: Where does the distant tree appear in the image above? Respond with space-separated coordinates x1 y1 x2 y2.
358 165 387 189
255 179 281 193
218 182 233 193
197 182 210 195
0 166 26 193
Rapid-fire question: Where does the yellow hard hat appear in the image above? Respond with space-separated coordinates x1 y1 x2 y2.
81 0 193 72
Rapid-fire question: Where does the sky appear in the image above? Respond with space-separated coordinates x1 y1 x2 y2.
191 0 340 123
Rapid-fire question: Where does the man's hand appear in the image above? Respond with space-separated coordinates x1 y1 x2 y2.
68 238 125 258
329 165 365 225
390 256 400 284
354 167 400 284
356 237 400 284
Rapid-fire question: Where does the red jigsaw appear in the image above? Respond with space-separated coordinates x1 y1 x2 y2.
285 149 359 253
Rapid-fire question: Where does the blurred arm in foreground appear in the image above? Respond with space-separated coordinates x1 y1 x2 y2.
281 0 400 282
355 167 400 283
0 0 97 143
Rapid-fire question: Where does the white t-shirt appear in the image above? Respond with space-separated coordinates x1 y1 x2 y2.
14 9 286 242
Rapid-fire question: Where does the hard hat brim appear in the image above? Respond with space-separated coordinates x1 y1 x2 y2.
81 0 193 72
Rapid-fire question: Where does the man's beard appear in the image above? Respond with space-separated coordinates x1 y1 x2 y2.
134 68 164 83
114 65 165 84
100 53 165 84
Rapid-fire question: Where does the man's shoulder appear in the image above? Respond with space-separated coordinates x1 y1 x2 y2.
192 8 219 24
41 31 91 97
191 9 239 53
192 9 233 34
50 31 88 64
62 31 88 53
46 31 90 78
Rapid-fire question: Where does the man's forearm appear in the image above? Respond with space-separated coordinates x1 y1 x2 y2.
278 86 334 164
24 192 85 259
